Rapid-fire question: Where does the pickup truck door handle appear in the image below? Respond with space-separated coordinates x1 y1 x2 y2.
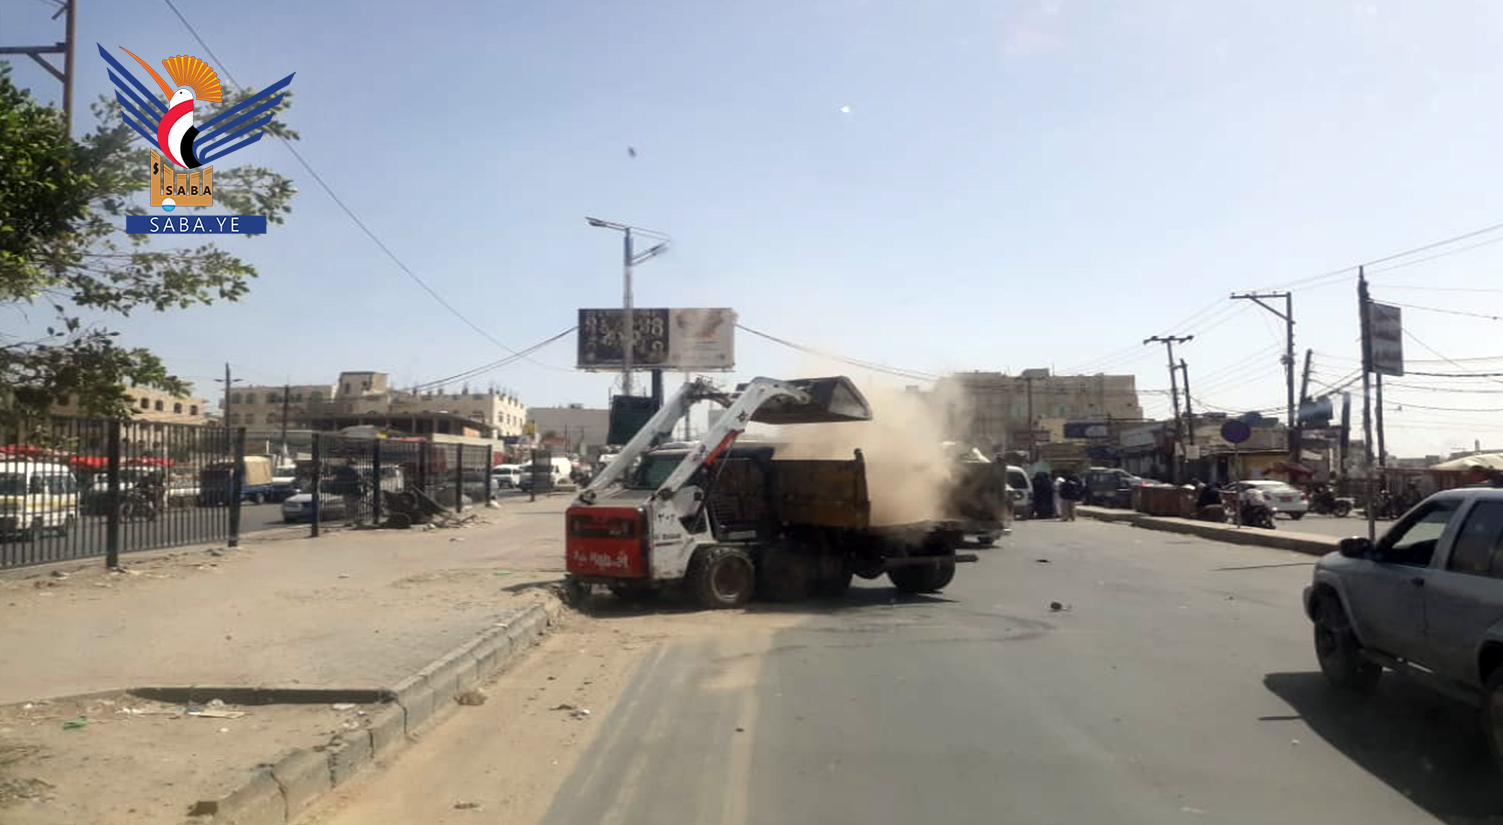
1410 577 1426 588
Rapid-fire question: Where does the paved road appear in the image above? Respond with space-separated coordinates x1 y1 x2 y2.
314 519 1499 825
1279 512 1398 540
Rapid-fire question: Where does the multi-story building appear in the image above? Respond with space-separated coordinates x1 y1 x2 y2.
527 404 610 454
934 369 1143 452
52 384 209 425
225 370 526 445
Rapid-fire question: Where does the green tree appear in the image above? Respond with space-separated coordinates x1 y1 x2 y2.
0 63 296 428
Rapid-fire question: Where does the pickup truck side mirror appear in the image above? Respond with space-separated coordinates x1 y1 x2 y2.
1338 536 1372 559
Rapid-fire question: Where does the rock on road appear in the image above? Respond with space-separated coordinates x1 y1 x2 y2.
306 520 1499 825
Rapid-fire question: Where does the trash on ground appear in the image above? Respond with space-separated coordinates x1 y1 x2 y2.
1035 559 1051 564
194 709 246 719
455 689 487 706
570 708 592 719
187 800 219 817
550 703 576 711
206 698 227 708
1049 601 1070 612
330 703 356 711
454 801 482 810
50 570 68 579
62 716 89 730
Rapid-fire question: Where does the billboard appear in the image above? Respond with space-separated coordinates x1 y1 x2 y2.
1366 302 1403 376
1064 422 1110 439
577 308 736 371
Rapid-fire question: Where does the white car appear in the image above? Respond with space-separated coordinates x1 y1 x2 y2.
491 465 521 489
1229 480 1309 519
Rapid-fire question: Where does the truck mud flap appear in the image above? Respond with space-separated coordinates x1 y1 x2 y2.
881 553 978 570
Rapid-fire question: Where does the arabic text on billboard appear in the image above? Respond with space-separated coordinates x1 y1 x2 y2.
1367 302 1403 377
577 308 736 371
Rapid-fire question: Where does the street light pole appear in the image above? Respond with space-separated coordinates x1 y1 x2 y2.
587 217 671 399
622 227 634 396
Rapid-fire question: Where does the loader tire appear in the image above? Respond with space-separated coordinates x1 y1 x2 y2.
687 545 756 609
758 546 815 602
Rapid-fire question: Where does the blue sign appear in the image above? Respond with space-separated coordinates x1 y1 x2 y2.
126 215 267 234
1220 420 1252 444
1064 422 1110 439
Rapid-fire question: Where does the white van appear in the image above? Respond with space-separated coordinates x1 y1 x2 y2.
0 461 80 539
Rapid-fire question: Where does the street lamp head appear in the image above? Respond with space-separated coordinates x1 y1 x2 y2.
586 216 627 231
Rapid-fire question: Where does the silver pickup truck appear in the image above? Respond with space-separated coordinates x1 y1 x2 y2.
1305 486 1503 767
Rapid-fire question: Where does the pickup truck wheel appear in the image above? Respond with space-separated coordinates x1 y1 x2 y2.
1314 597 1381 693
758 547 814 602
688 546 756 609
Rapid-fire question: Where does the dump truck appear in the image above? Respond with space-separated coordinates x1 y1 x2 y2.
564 376 978 609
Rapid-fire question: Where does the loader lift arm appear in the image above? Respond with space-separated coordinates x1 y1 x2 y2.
576 376 872 506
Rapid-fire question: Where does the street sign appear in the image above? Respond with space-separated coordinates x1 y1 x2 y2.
577 308 736 371
1221 420 1252 444
1367 302 1404 376
1298 396 1334 428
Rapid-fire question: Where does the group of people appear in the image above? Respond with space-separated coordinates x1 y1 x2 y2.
1029 470 1084 521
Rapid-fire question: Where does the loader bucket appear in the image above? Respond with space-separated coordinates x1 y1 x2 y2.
748 376 874 425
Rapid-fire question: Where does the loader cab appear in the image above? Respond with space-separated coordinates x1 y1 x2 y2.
626 444 780 541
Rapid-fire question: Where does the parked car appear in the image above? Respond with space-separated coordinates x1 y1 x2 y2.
1005 465 1033 520
0 461 79 540
491 464 521 489
1304 487 1503 770
1081 467 1143 508
1226 480 1308 519
280 488 350 523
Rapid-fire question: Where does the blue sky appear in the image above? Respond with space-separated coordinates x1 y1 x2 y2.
8 0 1503 456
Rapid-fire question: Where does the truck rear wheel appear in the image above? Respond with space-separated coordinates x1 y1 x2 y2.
813 555 853 596
687 546 756 609
758 546 814 602
888 559 954 594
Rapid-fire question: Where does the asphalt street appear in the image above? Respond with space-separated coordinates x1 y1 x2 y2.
314 519 1498 825
1 503 297 569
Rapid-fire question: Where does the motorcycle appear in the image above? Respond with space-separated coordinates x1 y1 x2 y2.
1308 487 1353 518
1235 500 1277 530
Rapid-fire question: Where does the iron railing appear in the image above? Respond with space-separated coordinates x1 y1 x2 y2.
298 435 493 532
0 417 239 570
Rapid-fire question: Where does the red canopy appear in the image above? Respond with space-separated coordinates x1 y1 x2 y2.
1268 460 1316 477
0 444 56 458
69 456 108 471
126 457 175 467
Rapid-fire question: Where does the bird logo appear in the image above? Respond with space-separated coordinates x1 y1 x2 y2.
98 44 294 210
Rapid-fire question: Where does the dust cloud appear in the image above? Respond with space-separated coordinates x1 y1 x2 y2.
772 384 964 525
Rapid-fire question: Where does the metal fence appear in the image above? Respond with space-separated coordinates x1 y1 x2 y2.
298 435 493 532
1 417 237 570
1 419 498 570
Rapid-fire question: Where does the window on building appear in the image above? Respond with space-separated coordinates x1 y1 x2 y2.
190 405 199 415
152 400 162 411
174 402 183 414
231 393 242 405
362 381 371 391
294 393 304 403
310 392 323 402
267 413 278 424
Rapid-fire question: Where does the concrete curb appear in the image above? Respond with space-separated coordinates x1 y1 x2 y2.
1078 507 1340 556
207 593 564 824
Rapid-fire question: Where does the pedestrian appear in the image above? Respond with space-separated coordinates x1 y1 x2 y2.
1059 472 1083 521
1031 471 1055 520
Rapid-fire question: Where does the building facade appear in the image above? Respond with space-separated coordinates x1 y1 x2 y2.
527 405 610 454
935 369 1144 452
224 371 526 442
52 384 209 425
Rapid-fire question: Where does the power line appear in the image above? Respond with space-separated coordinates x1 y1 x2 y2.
1379 301 1503 323
159 0 561 370
410 327 577 392
1403 330 1503 386
1379 284 1503 294
735 324 939 382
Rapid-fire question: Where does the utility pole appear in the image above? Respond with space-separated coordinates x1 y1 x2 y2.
214 363 242 429
586 217 670 399
1 1 77 132
1358 269 1376 542
1179 359 1195 446
1299 349 1314 407
1023 376 1036 463
1376 373 1387 470
279 383 291 458
1144 335 1193 484
1231 291 1296 462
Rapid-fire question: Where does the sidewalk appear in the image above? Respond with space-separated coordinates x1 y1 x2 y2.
0 496 568 705
1076 505 1340 556
0 495 574 825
